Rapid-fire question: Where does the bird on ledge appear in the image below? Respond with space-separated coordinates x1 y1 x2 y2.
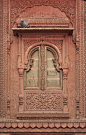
20 20 31 28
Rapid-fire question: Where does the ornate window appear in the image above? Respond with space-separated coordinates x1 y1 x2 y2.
24 45 62 90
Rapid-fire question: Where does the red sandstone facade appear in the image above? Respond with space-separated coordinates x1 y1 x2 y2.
0 0 86 135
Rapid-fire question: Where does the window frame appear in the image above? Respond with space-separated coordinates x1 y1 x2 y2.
24 45 63 90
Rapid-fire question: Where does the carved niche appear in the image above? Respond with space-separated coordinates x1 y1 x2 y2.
11 0 75 28
11 1 74 119
16 34 70 119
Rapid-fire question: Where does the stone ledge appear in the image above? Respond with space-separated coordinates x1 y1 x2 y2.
12 28 74 36
17 112 69 120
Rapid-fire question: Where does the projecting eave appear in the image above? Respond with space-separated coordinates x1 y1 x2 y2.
12 27 74 36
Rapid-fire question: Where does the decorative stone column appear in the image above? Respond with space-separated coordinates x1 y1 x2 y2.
76 35 80 119
18 55 24 113
63 57 69 112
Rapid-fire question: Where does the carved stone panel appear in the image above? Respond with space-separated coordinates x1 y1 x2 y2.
25 91 63 111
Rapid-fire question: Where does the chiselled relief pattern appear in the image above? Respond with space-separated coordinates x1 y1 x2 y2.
80 0 85 118
11 0 75 27
75 0 80 119
41 44 45 90
46 39 63 54
23 38 40 53
23 38 63 55
3 0 8 117
25 91 63 111
84 1 86 117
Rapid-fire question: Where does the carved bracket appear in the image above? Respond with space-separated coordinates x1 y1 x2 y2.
25 59 34 72
52 58 61 72
18 55 24 77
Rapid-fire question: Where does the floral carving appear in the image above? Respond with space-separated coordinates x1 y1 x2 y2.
25 92 63 111
11 0 75 27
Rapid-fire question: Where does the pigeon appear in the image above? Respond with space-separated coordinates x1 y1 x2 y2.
20 20 31 28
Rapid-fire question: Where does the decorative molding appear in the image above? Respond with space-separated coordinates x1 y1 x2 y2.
1 121 86 131
79 0 85 118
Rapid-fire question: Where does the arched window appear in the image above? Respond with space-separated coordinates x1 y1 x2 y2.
24 45 62 90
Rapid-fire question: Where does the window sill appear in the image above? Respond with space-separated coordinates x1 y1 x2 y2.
17 111 69 120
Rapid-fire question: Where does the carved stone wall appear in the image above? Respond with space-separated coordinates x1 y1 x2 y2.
1 0 86 134
7 0 75 120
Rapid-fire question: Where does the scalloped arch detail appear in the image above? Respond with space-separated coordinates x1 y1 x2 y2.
25 41 62 65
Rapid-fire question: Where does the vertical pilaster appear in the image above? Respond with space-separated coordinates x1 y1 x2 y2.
76 0 80 119
84 0 86 117
3 0 8 117
7 0 11 119
79 0 85 118
63 37 69 113
0 0 3 118
18 35 24 113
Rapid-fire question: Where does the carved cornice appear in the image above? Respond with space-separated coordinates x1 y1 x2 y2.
11 0 75 27
0 121 86 131
12 28 74 36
